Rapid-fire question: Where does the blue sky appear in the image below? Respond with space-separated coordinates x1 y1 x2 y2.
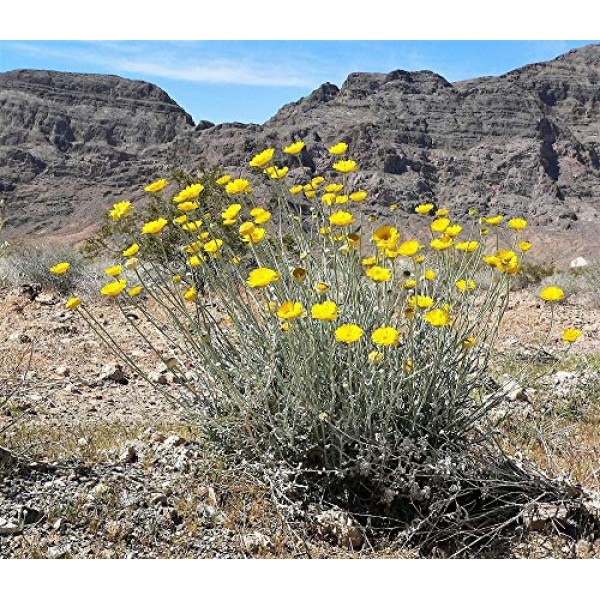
1 40 597 124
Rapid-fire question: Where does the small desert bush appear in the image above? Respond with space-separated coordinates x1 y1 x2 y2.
52 143 583 551
0 242 87 295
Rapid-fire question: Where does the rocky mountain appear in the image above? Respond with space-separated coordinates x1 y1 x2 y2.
1 45 600 261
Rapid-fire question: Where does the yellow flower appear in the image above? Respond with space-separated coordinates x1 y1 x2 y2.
264 165 289 179
65 297 80 311
424 270 436 280
173 215 188 225
415 203 434 215
371 326 400 347
311 300 338 321
283 141 305 155
414 255 425 264
335 323 364 344
123 243 139 257
456 279 476 292
304 190 316 199
409 294 434 309
105 265 123 277
362 256 377 266
49 262 70 276
350 191 367 203
216 175 231 185
242 227 266 244
368 350 384 364
231 256 241 265
226 178 252 195
125 258 139 270
247 267 281 288
430 236 453 251
430 218 450 233
172 274 182 283
174 183 204 203
484 215 504 226
203 239 224 254
325 183 344 193
101 279 127 298
508 217 527 231
329 142 348 155
311 176 325 187
183 286 198 302
249 148 275 168
329 211 355 227
177 201 199 212
250 207 271 224
187 255 203 267
562 328 582 343
292 267 307 283
397 240 420 257
289 184 303 195
280 322 290 332
335 195 349 205
277 301 304 320
455 241 479 252
144 178 168 193
403 360 414 372
461 336 477 349
315 282 330 294
109 200 132 221
319 226 332 236
142 218 168 235
436 208 449 217
322 193 336 206
424 308 451 327
333 160 358 174
495 250 520 274
365 266 392 283
445 224 463 238
390 203 398 211
480 227 489 236
128 285 142 297
221 204 242 221
347 233 361 248
185 241 202 254
372 225 400 250
518 241 532 252
402 279 417 289
540 286 565 302
182 220 203 232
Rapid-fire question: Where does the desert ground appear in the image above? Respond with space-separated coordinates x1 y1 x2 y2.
2 273 599 558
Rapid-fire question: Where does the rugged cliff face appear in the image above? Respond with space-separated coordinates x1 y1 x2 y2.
1 45 600 260
0 69 194 236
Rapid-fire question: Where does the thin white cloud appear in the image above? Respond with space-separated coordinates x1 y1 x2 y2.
5 41 317 88
113 57 313 87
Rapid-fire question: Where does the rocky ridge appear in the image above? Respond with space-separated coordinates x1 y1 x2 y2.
1 45 600 260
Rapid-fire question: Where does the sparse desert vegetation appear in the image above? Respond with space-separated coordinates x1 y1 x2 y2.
2 144 600 559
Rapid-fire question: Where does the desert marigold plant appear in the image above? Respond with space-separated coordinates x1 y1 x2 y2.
61 142 582 539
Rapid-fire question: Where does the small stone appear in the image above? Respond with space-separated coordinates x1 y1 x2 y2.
242 532 272 553
36 293 59 306
98 363 129 385
0 518 21 535
570 256 589 269
315 509 365 550
9 332 31 344
119 444 140 464
163 435 187 449
55 365 70 377
148 371 169 385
